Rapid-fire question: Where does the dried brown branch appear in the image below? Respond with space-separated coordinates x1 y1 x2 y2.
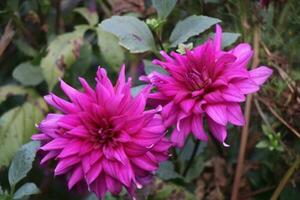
257 97 300 138
271 157 300 200
0 21 15 57
231 26 260 200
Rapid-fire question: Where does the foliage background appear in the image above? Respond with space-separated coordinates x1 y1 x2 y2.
0 0 300 199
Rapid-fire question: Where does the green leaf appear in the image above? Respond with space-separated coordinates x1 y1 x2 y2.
0 185 3 194
97 27 125 70
13 183 40 199
0 100 46 167
12 62 44 86
169 15 221 47
152 0 177 19
8 142 40 186
185 156 205 182
0 85 27 104
256 141 269 149
131 85 147 97
153 179 195 200
219 32 240 48
157 161 181 180
41 31 85 90
14 39 38 57
100 16 156 53
74 7 99 26
144 60 168 75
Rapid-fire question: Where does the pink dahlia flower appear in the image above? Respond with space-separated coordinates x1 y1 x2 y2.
143 25 272 147
32 66 171 199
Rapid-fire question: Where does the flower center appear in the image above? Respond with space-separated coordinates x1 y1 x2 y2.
185 68 211 91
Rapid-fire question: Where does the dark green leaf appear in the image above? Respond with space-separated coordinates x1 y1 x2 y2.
0 85 27 104
153 179 195 200
41 31 85 90
13 183 40 199
170 15 221 47
100 16 156 53
74 7 98 26
8 142 40 186
0 100 46 167
14 39 38 57
219 32 240 48
157 161 181 180
131 85 147 97
185 156 205 182
144 60 168 75
12 62 44 86
152 0 177 19
97 27 125 70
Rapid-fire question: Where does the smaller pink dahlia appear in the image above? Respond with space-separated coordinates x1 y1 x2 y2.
32 66 171 199
143 25 273 147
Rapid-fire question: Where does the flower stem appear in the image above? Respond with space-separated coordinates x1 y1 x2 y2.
183 140 200 177
270 157 300 200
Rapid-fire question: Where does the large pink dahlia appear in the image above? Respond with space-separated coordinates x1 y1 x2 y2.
143 25 272 147
32 66 171 199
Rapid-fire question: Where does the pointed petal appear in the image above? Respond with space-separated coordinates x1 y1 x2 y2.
227 103 245 126
249 66 273 85
191 115 208 141
205 104 227 125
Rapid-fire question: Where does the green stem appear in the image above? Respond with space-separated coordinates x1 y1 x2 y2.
182 140 200 176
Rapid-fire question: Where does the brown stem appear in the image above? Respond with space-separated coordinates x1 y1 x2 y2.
231 26 260 200
271 157 300 200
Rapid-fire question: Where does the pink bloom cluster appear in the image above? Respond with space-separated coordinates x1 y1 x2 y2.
32 24 272 199
143 25 272 147
32 66 171 199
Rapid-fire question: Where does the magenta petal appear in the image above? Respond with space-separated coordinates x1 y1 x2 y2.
207 116 227 143
86 161 103 184
234 78 260 94
205 104 227 125
249 66 273 85
191 115 208 141
214 24 222 51
68 166 83 189
221 84 245 102
227 103 245 126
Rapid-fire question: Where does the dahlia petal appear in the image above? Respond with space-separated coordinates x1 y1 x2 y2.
249 66 273 85
96 67 114 94
207 116 227 143
221 84 245 102
171 118 191 147
106 175 122 195
230 43 253 67
214 24 222 51
60 80 81 102
41 150 60 164
131 155 158 171
234 78 260 94
191 115 208 141
67 126 89 138
92 174 107 199
40 138 69 151
115 64 126 94
31 133 49 141
227 103 245 126
205 104 228 125
86 160 103 184
57 140 82 158
68 166 83 189
55 156 81 175
180 99 195 113
204 90 224 103
44 94 78 113
78 77 97 100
